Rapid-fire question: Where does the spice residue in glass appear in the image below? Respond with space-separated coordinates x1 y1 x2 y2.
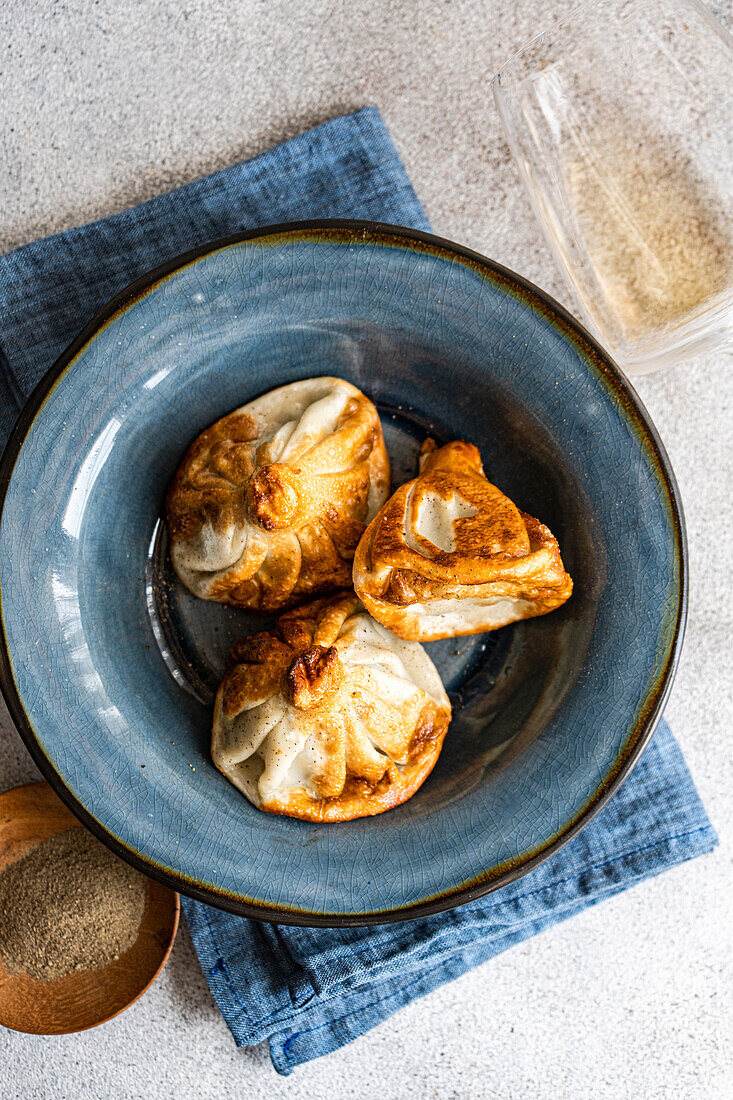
565 128 733 343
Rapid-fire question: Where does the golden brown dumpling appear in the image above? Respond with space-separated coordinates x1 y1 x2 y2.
353 439 573 641
166 378 390 612
211 593 451 822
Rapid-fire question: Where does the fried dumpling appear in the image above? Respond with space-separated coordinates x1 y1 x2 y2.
166 378 390 612
212 593 452 822
353 439 573 641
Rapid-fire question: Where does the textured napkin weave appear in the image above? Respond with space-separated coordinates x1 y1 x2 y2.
0 107 716 1075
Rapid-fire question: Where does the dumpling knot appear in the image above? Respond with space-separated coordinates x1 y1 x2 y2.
246 463 301 530
284 645 343 710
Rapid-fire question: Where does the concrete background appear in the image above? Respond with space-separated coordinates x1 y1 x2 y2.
1 1 731 1097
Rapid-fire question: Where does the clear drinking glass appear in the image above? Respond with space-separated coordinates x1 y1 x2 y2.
492 0 733 374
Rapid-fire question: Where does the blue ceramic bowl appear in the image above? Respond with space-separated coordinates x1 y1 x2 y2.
0 222 685 924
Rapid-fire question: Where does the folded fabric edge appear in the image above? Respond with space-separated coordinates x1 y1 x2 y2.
0 105 393 270
181 808 717 1045
289 824 720 1005
180 819 717 1066
266 823 717 1074
0 104 430 418
0 351 22 444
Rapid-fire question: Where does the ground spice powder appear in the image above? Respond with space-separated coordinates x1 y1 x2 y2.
0 828 146 981
565 128 732 343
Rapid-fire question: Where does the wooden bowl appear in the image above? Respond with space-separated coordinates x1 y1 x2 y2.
0 782 179 1034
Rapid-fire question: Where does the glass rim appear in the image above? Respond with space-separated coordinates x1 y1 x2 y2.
491 0 731 91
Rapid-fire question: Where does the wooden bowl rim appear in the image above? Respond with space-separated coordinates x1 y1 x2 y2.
0 781 180 1035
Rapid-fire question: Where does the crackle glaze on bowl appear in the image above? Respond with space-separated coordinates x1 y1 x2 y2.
0 222 685 924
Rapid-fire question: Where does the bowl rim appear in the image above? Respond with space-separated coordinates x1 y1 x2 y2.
0 219 687 926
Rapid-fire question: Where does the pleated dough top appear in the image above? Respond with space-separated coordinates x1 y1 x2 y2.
212 593 452 822
166 377 390 612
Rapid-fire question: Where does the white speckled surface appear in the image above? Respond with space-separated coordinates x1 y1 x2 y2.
1 1 731 1096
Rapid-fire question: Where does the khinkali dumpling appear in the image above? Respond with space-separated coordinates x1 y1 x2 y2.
353 439 573 641
212 593 452 821
166 378 390 612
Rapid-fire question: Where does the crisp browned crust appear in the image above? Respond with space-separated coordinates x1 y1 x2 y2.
167 410 258 546
260 703 450 823
212 593 452 822
353 439 573 640
284 645 344 709
166 379 390 612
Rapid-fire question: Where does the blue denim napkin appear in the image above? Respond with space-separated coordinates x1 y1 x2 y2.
0 107 716 1075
